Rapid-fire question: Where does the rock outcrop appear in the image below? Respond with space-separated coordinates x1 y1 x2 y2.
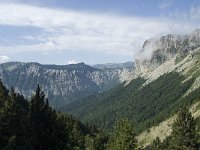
133 28 200 80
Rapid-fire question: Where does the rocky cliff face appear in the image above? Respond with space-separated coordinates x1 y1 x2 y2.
0 62 133 107
133 29 200 79
93 62 134 82
128 29 200 97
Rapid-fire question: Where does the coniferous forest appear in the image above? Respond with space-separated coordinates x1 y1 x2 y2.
0 80 107 150
64 72 200 134
0 79 200 150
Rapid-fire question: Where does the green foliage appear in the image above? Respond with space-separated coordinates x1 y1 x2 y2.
149 107 199 150
93 133 108 150
29 85 61 149
107 119 137 150
196 115 200 147
85 133 108 150
150 137 162 150
149 136 171 150
0 83 101 150
170 107 198 150
64 72 197 133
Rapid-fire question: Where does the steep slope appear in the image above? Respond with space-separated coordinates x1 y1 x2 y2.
138 100 200 147
0 62 133 107
64 71 199 133
63 29 200 134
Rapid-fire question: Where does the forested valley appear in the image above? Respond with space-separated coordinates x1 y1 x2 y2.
63 72 200 134
0 79 200 150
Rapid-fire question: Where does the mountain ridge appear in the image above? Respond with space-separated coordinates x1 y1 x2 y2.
130 29 200 85
0 61 133 107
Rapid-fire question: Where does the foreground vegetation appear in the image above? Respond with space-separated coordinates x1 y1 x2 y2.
0 79 200 149
0 80 107 150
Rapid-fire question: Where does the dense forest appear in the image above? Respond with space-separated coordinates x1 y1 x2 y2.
0 77 200 149
0 80 108 150
63 72 200 133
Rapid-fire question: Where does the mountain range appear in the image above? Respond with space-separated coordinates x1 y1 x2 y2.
0 61 133 107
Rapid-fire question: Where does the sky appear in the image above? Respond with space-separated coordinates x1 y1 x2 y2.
0 0 200 65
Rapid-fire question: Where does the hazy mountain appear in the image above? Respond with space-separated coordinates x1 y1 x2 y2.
0 61 133 107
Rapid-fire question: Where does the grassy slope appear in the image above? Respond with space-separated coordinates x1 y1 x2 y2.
138 100 200 147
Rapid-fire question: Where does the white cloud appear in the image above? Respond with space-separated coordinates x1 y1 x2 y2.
0 2 198 58
67 60 79 64
0 55 10 63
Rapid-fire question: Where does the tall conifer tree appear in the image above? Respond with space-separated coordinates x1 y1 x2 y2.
171 107 198 150
107 119 137 150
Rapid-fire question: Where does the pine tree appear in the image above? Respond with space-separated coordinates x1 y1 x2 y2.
29 85 44 149
84 134 95 150
70 121 85 149
150 137 162 150
107 119 137 150
170 106 198 150
29 85 54 149
29 85 68 150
